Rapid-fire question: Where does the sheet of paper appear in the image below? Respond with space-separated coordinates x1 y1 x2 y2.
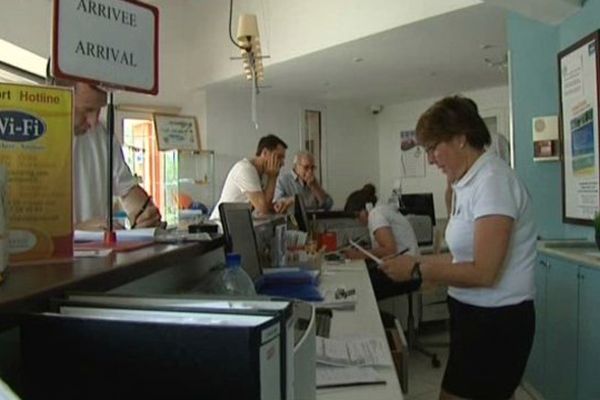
349 239 383 265
316 336 392 367
316 366 385 389
74 228 157 243
74 249 113 258
316 287 357 310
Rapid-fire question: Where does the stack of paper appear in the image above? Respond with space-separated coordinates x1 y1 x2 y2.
316 365 385 389
316 336 392 367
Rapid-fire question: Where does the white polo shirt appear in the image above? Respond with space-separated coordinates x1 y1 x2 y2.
446 152 537 307
73 124 137 225
368 204 419 256
210 158 262 221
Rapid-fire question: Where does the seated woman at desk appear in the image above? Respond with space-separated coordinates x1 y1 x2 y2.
343 184 421 300
343 183 419 259
381 95 536 400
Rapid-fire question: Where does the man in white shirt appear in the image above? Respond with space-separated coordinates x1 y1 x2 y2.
210 134 290 221
70 82 162 230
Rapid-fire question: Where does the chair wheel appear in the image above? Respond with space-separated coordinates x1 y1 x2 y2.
432 356 441 368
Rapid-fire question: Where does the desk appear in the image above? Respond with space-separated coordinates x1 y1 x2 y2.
317 260 403 400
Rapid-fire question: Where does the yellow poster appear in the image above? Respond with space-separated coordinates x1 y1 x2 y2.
0 83 72 262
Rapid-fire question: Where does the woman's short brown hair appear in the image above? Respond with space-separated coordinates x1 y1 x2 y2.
416 95 491 150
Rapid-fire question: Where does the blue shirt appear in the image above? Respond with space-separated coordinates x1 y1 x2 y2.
274 169 333 210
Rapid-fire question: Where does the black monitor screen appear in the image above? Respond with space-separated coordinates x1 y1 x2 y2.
294 194 309 232
218 203 262 281
399 193 436 226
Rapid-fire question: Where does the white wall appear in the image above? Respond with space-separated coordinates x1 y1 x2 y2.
376 85 509 219
205 89 379 208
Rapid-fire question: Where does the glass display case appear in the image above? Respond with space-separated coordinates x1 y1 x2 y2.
170 150 216 227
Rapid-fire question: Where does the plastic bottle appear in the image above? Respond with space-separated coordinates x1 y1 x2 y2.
219 253 257 296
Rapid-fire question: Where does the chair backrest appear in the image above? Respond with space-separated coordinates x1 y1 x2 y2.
218 202 263 280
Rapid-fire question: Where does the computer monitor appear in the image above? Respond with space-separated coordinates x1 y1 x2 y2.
218 203 263 281
398 192 436 227
294 194 310 232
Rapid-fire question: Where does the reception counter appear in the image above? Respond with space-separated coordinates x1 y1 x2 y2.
0 239 225 318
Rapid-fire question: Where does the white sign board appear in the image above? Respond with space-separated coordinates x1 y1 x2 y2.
52 0 159 94
153 114 201 151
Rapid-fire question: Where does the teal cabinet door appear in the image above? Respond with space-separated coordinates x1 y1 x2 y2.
524 254 547 396
545 256 578 400
578 266 600 400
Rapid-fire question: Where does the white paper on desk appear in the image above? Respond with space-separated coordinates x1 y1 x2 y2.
316 366 385 388
74 249 113 258
316 336 392 367
74 228 157 243
349 240 383 265
317 289 357 310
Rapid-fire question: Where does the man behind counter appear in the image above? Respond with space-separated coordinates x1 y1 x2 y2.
50 72 162 230
274 150 333 211
210 134 291 221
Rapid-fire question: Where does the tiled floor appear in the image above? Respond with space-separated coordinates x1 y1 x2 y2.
403 323 536 400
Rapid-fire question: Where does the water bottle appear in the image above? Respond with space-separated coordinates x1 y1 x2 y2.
219 253 256 296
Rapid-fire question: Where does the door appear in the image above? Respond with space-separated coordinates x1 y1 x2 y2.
116 110 179 226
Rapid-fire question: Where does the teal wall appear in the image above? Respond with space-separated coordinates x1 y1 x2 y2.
509 0 600 240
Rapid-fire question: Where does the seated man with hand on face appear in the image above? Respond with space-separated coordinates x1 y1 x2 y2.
274 150 333 211
51 72 162 230
210 134 291 221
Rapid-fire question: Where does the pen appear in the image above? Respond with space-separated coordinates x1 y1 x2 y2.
131 196 152 229
317 380 386 389
381 247 410 261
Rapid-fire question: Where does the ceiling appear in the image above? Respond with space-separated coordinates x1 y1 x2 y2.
209 3 509 106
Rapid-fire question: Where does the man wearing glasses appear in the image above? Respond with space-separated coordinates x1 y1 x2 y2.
274 150 333 210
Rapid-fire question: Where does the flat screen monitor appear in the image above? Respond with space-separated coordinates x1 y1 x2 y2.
399 193 436 227
218 203 263 281
294 194 309 232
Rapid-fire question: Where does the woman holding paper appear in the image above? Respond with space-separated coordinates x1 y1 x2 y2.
381 95 536 400
343 184 419 260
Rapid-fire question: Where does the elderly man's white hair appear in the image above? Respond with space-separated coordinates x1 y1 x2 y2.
293 150 315 165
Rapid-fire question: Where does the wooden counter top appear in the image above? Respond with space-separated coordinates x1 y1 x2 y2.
0 238 224 316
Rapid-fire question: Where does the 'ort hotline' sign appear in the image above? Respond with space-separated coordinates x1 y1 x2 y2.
0 83 73 263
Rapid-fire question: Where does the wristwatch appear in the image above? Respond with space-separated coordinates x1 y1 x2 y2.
411 261 422 286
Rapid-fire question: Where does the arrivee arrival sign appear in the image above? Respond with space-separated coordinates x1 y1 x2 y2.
52 0 159 94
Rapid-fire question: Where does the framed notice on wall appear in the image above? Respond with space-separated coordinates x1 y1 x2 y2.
559 30 600 225
153 114 201 151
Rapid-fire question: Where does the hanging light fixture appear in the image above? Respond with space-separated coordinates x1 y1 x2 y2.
236 14 264 84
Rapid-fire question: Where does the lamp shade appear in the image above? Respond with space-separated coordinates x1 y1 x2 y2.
237 14 259 45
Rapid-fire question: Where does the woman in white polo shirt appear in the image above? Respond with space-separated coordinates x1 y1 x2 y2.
343 184 421 300
381 95 537 400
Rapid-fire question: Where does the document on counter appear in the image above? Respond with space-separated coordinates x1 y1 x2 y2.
74 228 157 243
316 336 392 367
349 240 383 265
317 287 358 310
316 365 386 389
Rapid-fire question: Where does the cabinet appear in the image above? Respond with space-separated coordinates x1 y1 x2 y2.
163 150 216 226
525 253 600 400
578 267 600 400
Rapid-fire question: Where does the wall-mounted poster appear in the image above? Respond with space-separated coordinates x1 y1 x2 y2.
399 129 425 177
153 114 201 151
559 30 600 225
